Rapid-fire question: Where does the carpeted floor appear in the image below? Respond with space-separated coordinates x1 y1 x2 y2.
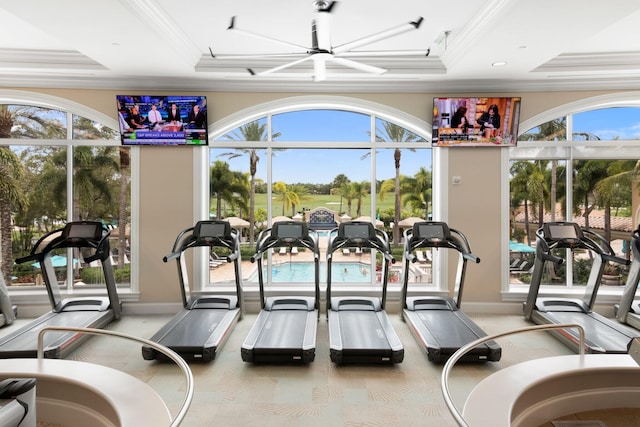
3 312 640 426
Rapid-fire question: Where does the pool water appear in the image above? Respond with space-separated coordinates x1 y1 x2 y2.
248 261 373 283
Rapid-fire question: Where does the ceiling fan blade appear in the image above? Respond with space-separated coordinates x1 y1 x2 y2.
228 16 309 52
332 17 424 55
254 55 315 76
329 57 387 75
336 49 430 57
212 52 308 60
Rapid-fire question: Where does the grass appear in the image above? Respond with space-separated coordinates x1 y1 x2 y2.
251 192 396 217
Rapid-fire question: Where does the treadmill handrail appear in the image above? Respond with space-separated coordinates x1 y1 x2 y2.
441 323 586 427
37 326 193 427
250 223 320 310
326 222 394 313
400 222 480 310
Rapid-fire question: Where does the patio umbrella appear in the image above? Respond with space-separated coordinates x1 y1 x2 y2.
509 241 535 253
223 216 250 228
271 216 292 223
31 255 79 268
398 217 425 229
353 216 383 227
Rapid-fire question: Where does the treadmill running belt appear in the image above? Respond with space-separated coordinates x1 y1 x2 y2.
254 311 308 350
157 310 230 348
542 311 635 353
338 311 391 351
415 310 481 348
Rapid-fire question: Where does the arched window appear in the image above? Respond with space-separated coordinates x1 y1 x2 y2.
507 94 640 295
209 97 431 289
0 91 132 295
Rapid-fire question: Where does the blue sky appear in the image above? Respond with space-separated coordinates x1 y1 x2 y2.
212 109 432 184
211 106 640 184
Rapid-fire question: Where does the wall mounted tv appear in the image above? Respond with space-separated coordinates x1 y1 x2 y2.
116 95 208 146
432 96 521 147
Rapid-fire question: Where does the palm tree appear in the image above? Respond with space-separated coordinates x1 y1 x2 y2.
220 120 281 246
401 167 432 218
367 120 424 247
340 182 357 217
210 160 250 220
350 181 370 218
594 160 637 241
331 174 350 214
0 105 64 283
288 184 312 217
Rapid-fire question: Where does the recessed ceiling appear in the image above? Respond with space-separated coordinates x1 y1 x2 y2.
0 0 639 93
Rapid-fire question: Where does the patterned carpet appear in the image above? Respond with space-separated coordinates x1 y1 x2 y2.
3 312 640 426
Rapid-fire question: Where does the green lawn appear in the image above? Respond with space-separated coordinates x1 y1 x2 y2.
253 193 396 217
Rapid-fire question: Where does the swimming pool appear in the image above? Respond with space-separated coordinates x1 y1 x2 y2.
247 261 373 283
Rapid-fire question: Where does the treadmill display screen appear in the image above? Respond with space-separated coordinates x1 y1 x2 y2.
64 222 103 240
415 223 448 241
342 224 372 239
274 223 304 239
544 223 582 241
196 221 229 238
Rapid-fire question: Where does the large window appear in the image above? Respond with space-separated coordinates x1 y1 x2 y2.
210 105 431 289
0 99 130 292
509 103 640 291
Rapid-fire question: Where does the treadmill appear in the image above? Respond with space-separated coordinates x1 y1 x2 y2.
241 220 319 363
0 221 121 359
523 221 640 353
0 274 17 328
142 220 244 362
399 221 501 363
615 226 640 330
326 221 403 364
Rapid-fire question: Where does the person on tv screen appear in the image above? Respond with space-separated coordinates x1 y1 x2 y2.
147 104 163 125
167 103 181 123
187 104 206 129
477 104 501 131
450 106 470 133
128 104 146 129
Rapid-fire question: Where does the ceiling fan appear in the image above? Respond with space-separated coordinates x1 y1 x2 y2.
210 0 428 82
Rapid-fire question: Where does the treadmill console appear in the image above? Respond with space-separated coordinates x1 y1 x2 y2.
272 221 308 242
339 222 375 242
195 221 231 239
543 222 583 243
414 221 450 243
63 221 103 243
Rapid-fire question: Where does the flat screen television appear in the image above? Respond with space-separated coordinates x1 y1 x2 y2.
116 95 208 146
432 96 521 147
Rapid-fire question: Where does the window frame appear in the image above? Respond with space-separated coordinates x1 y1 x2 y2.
0 90 139 307
503 92 640 303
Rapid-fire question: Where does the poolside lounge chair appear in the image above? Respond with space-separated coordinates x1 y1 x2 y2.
279 247 287 255
342 248 351 256
416 250 427 263
291 246 299 255
355 247 362 255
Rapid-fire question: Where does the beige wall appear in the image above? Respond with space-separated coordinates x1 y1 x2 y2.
7 87 632 310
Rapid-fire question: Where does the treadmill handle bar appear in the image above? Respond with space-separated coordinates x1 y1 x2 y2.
441 323 585 427
37 326 194 427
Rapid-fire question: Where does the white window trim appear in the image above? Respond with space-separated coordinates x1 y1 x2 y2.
0 89 139 305
503 91 640 303
204 95 441 294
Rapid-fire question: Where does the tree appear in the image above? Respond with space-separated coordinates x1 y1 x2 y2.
220 120 281 246
366 120 424 247
0 105 64 283
401 167 432 218
210 160 249 220
331 174 350 214
350 181 370 218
